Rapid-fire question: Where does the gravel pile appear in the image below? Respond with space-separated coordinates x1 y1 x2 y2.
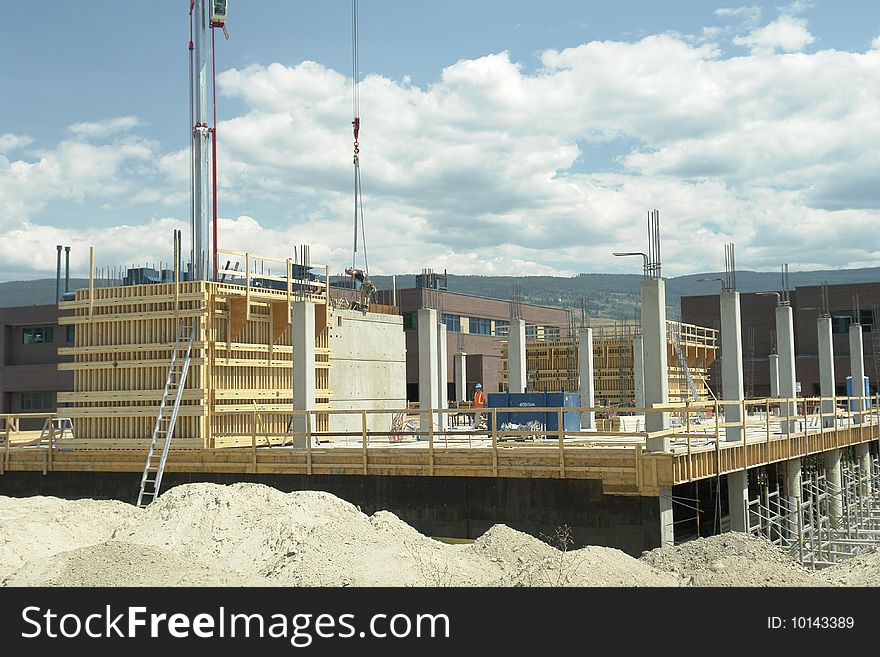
0 495 138 580
3 483 871 587
819 548 880 586
640 533 819 586
3 541 265 587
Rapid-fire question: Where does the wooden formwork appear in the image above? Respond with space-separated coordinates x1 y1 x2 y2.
57 250 331 448
503 320 718 405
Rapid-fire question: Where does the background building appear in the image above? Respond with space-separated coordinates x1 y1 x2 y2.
681 281 880 398
377 274 571 402
0 304 73 427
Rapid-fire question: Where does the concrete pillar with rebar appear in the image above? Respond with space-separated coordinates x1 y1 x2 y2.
292 301 316 448
578 327 595 431
437 323 448 431
418 309 439 432
508 319 527 394
776 305 797 434
642 278 669 448
850 322 873 492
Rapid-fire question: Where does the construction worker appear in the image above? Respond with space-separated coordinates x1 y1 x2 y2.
345 266 375 311
473 383 486 429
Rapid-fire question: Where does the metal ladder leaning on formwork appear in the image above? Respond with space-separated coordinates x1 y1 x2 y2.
671 325 701 402
136 319 197 508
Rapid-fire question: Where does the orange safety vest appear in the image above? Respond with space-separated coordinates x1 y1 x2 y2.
474 390 486 408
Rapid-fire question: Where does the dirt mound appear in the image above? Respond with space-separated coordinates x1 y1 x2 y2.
819 548 880 586
640 533 819 587
467 526 678 586
0 495 138 580
3 541 261 587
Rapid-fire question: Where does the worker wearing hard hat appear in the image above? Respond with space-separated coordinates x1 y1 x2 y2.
473 383 486 429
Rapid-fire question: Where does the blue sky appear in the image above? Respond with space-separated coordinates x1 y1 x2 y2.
1 1 879 280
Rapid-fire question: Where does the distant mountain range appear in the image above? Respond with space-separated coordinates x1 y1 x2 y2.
3 267 879 320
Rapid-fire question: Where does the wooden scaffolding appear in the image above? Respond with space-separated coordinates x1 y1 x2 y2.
502 320 718 405
57 249 331 447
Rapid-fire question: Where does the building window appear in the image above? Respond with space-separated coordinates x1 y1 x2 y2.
442 313 461 333
23 327 54 344
468 317 491 335
832 309 874 334
66 325 75 343
494 320 509 336
526 324 537 340
402 312 417 331
21 392 53 411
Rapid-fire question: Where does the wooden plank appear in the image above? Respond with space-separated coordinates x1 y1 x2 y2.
228 296 247 342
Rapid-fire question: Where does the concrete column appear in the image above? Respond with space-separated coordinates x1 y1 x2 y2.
418 309 439 432
292 301 316 447
577 328 595 430
454 353 467 403
817 316 835 429
641 279 669 450
659 486 674 548
720 291 744 443
437 323 448 430
633 334 645 408
776 305 797 434
720 291 749 530
850 323 866 424
769 354 779 398
824 449 843 529
508 318 527 393
848 324 873 494
855 443 872 497
784 457 802 540
727 471 749 532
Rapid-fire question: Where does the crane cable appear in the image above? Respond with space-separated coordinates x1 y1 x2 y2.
351 0 369 275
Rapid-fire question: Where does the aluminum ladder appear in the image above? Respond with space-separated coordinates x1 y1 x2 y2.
671 326 701 402
136 320 196 508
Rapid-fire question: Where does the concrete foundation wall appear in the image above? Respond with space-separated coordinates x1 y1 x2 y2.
0 472 663 556
328 309 407 433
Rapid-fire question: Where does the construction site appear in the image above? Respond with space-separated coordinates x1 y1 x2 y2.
1 1 879 588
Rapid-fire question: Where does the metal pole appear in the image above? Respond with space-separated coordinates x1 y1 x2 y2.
192 0 210 280
55 245 62 303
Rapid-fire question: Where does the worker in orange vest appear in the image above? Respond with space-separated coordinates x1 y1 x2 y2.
473 383 486 429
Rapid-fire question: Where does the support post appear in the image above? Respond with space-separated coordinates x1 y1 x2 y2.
454 352 467 403
784 457 802 540
727 470 749 532
720 290 744 442
578 327 595 430
508 318 527 393
633 333 646 408
659 487 674 547
850 323 866 425
769 353 779 398
817 316 835 429
776 305 797 434
437 323 448 432
418 309 439 432
641 278 669 449
823 448 843 529
292 301 316 448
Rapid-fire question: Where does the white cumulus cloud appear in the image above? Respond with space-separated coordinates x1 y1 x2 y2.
733 15 815 54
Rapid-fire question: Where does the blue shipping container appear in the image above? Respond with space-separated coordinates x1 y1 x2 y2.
486 393 508 430
544 392 581 433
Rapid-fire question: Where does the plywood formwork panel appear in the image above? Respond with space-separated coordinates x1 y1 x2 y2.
58 254 331 447
503 320 717 406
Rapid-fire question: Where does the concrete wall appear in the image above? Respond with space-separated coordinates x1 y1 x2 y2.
0 472 663 556
328 308 407 434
